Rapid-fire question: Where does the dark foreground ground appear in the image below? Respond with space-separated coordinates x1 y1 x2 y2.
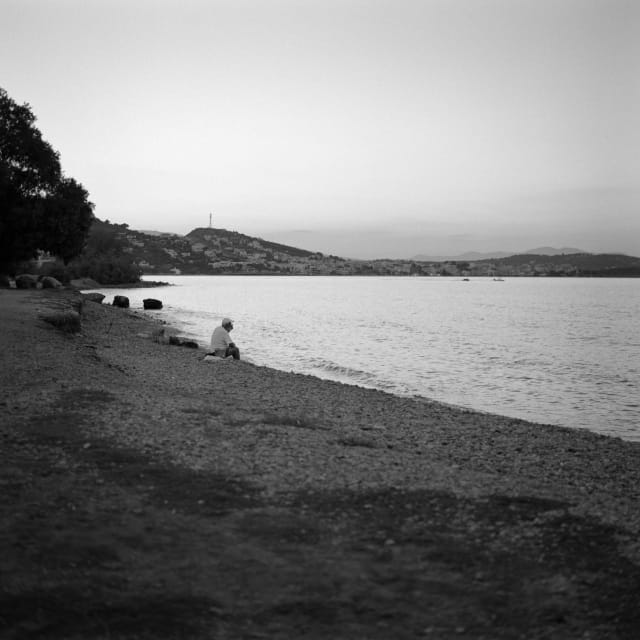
1 289 639 639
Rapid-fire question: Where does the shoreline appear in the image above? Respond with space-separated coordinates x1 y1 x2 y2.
21 287 638 494
3 288 640 638
4 286 639 520
90 276 640 443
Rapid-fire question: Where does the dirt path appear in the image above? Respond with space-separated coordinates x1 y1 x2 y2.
1 289 639 639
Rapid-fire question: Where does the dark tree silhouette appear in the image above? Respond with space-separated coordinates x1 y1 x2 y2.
0 87 94 273
67 219 142 284
41 177 94 263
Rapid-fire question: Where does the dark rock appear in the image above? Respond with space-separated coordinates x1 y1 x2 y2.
181 340 199 349
113 295 130 308
143 298 163 310
83 292 106 304
15 274 38 289
40 276 62 289
169 335 181 346
70 278 101 289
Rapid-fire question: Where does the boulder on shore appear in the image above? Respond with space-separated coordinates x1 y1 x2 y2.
83 292 106 304
113 295 130 308
15 274 39 289
143 298 163 310
40 276 62 289
70 278 101 290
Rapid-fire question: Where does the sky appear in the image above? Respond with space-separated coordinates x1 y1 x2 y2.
1 0 639 259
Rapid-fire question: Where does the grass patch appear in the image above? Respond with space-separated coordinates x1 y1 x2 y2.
40 310 81 333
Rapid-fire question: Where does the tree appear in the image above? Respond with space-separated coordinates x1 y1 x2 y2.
0 87 94 273
40 177 94 263
67 219 142 284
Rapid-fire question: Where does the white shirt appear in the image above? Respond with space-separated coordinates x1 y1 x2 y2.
210 325 233 351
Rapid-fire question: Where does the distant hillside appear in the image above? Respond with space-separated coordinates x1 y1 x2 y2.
138 230 181 238
412 250 513 262
187 227 315 260
89 221 640 277
98 223 344 276
490 253 640 276
524 246 585 256
412 247 585 261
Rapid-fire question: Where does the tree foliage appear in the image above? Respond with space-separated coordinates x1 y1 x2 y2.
22 219 143 285
67 219 142 284
0 87 94 273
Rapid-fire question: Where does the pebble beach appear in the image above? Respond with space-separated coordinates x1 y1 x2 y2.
2 287 640 639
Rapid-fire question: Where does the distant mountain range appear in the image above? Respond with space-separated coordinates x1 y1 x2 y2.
411 247 586 262
99 221 640 277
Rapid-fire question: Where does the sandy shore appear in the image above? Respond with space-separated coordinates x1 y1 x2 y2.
2 287 640 638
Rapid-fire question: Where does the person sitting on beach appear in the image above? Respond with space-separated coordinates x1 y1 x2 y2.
209 318 240 360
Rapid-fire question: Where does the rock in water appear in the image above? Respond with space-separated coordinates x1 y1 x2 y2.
113 295 130 308
143 298 163 310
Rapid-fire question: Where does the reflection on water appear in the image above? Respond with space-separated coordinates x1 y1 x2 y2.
90 276 640 442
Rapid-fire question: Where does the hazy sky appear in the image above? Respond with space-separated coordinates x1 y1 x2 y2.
2 0 638 258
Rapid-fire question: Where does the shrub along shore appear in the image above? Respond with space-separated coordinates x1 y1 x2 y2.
2 288 640 639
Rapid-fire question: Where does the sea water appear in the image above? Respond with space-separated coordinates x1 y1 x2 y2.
90 276 640 442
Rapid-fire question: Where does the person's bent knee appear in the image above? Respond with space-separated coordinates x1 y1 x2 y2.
226 346 240 360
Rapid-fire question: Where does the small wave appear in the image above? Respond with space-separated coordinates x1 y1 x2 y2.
305 357 376 381
303 357 397 391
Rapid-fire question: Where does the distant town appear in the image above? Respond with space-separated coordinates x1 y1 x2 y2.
110 222 640 278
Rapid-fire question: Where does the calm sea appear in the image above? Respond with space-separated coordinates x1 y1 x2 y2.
90 276 640 442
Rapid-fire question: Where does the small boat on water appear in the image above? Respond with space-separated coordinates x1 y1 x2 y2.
493 277 505 281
